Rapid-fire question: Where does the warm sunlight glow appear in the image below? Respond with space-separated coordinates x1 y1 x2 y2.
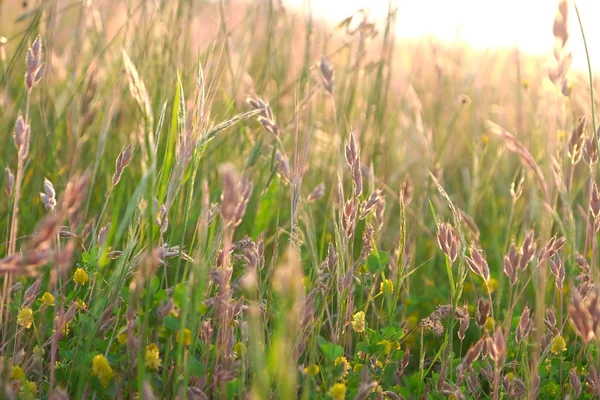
287 0 600 71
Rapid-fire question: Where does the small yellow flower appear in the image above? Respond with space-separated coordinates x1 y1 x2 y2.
117 326 128 344
484 316 495 332
521 79 530 90
378 340 391 355
73 268 89 285
145 343 161 370
353 363 363 373
406 315 418 329
379 279 393 294
20 380 37 398
334 356 350 379
551 335 567 355
351 311 366 333
75 299 87 309
304 364 320 376
10 366 25 381
55 316 70 336
17 307 33 329
485 278 498 294
177 328 192 346
40 292 55 307
158 325 169 339
92 354 114 388
234 342 246 359
328 382 347 400
376 359 383 368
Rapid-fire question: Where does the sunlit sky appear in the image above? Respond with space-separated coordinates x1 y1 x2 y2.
286 0 599 72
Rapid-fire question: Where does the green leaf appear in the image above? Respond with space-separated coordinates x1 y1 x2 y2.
317 336 344 362
367 253 383 273
81 251 92 264
163 315 180 331
245 135 264 169
154 289 167 304
173 282 187 309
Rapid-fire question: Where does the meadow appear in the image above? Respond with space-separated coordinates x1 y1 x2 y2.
0 0 599 398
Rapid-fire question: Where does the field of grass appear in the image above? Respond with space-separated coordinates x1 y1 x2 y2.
1 0 600 398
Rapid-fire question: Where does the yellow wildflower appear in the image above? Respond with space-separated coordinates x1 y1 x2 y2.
145 343 161 370
73 268 89 285
379 279 393 294
117 326 128 344
92 354 114 388
55 316 70 336
304 364 320 376
378 340 391 355
484 316 495 332
40 292 55 307
17 307 33 329
551 335 567 355
76 299 87 309
158 326 169 339
485 278 498 294
10 366 25 381
334 356 350 379
328 383 347 400
521 79 530 90
177 328 192 346
234 342 246 359
353 363 363 373
351 311 366 333
20 380 37 398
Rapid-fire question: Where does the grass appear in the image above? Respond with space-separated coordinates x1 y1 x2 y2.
0 0 599 398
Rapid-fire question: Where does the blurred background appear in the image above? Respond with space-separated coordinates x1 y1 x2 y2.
287 0 599 72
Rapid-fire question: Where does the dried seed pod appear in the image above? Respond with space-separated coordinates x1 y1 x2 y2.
40 178 57 211
437 222 459 263
516 305 532 344
113 143 134 187
476 298 490 329
568 116 587 163
5 167 14 198
503 243 519 286
319 55 334 94
307 183 325 202
466 247 490 282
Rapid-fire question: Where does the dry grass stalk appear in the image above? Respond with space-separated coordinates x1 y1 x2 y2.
247 96 281 137
437 222 459 263
568 286 600 344
4 167 14 198
25 35 44 91
502 243 519 286
112 143 134 187
307 183 325 202
345 131 362 197
549 0 572 96
515 305 532 344
568 116 587 163
319 55 334 94
485 120 548 196
40 178 57 211
466 247 490 282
